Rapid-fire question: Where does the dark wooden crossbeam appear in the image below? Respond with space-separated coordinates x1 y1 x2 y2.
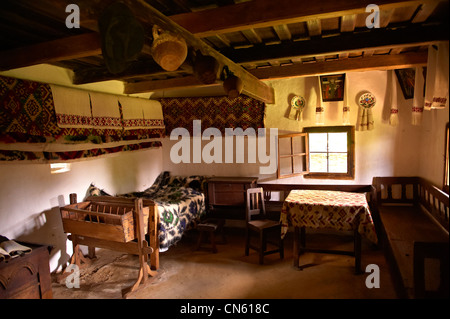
118 0 274 103
169 0 444 37
0 32 102 71
220 23 449 65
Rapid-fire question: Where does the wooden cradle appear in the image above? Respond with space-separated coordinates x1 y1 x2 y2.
60 194 160 294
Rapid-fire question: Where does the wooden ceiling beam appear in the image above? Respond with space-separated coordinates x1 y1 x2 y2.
169 0 442 37
73 61 193 84
0 32 102 71
76 22 446 85
119 0 274 103
15 0 274 103
221 23 448 65
124 51 427 94
249 51 428 80
124 76 220 94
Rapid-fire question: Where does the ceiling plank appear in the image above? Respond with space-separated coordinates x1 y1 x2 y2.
306 19 322 37
169 0 441 37
411 1 440 22
0 32 101 71
11 0 104 32
241 29 263 44
249 51 428 79
340 14 357 32
380 8 395 28
273 24 292 41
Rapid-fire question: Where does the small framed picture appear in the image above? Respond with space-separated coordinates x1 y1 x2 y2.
320 74 345 102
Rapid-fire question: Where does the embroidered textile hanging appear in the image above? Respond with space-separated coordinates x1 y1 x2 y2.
389 70 399 126
51 85 165 130
424 41 449 110
288 95 305 121
342 75 350 125
0 76 163 162
357 92 375 131
412 67 425 126
316 77 324 125
160 95 265 135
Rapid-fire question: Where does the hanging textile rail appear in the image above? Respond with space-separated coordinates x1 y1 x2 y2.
0 76 164 162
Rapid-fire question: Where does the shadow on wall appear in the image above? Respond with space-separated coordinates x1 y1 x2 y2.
108 155 136 194
13 195 71 272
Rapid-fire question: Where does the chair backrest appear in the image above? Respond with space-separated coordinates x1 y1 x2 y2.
246 187 266 222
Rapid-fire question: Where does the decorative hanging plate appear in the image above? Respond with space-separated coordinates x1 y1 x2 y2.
358 92 376 109
291 95 306 111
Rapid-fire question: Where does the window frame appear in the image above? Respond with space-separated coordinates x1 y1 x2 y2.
277 133 309 179
304 126 355 180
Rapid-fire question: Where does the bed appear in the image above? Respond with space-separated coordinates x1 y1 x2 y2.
88 171 208 252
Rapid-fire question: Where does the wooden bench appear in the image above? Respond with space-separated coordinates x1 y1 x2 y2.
372 177 449 299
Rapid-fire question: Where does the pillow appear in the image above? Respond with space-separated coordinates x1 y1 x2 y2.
185 175 207 192
188 179 202 191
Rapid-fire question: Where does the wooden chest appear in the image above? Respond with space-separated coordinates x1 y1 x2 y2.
0 243 52 299
207 176 258 219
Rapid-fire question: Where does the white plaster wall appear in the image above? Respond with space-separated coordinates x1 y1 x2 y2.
0 147 163 272
0 64 152 99
418 106 449 187
162 71 425 185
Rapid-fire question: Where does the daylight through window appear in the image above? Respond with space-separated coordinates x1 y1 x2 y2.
304 126 355 179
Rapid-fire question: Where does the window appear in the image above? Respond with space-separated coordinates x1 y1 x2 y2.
444 123 449 194
304 126 355 179
277 133 309 179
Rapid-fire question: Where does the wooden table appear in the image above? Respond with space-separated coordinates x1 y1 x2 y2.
280 189 378 274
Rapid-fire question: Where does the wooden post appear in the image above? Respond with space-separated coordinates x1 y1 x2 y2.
129 198 157 293
149 205 160 270
293 226 300 269
354 214 362 274
69 193 96 259
354 230 362 274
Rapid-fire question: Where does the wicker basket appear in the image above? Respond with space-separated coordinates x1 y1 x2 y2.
60 200 149 243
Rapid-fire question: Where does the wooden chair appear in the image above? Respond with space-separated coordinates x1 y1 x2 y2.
195 218 226 253
245 187 284 264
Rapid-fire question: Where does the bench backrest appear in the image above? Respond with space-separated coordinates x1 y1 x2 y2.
372 176 420 206
418 178 449 232
372 177 449 232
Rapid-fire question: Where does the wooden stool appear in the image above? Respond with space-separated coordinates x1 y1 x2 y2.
196 219 225 253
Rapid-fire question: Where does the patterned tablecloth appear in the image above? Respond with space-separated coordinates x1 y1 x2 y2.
280 190 378 244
